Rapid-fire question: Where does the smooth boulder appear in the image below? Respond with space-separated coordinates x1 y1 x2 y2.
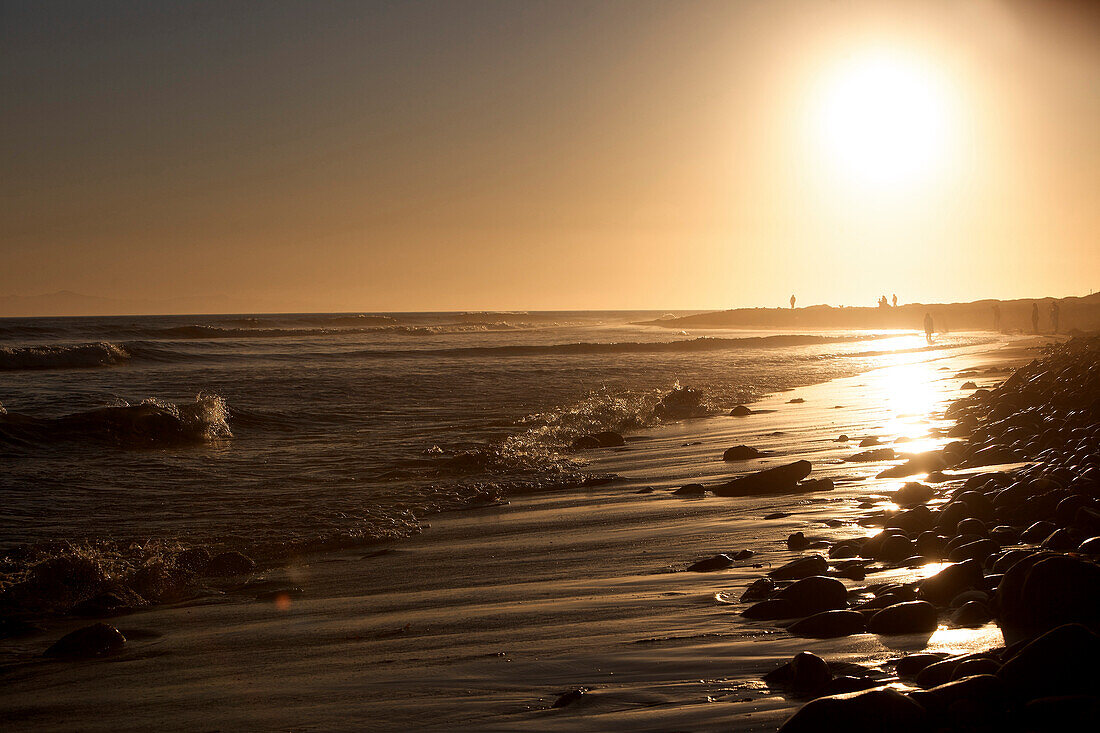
867 601 939 635
723 445 763 461
778 687 926 733
43 623 126 658
712 461 813 497
768 554 828 580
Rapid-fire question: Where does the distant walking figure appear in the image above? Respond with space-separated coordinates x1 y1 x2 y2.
992 303 1001 332
1050 301 1060 334
790 295 796 309
923 312 934 343
1031 303 1040 334
891 294 897 308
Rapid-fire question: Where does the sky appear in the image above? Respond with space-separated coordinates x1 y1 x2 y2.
2 0 1098 313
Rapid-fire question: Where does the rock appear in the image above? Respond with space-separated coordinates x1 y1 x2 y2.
778 687 927 733
845 448 897 463
837 434 850 442
743 599 799 620
953 601 992 627
951 657 1000 679
654 386 706 419
173 547 213 574
1041 528 1078 551
998 623 1100 701
859 437 881 447
877 451 948 479
961 381 978 389
571 431 624 449
894 482 935 507
551 688 589 708
768 554 828 580
729 405 753 417
867 601 939 635
876 534 914 563
948 538 998 563
919 559 984 606
788 397 805 404
686 554 733 572
740 577 775 602
916 658 963 689
787 532 809 551
43 623 126 658
895 653 947 677
1023 694 1100 732
723 445 763 461
909 674 1006 725
789 610 868 638
764 511 791 520
204 551 256 577
3 556 105 613
775 576 848 616
765 651 832 695
712 460 813 497
733 549 755 561
996 553 1100 645
672 483 706 496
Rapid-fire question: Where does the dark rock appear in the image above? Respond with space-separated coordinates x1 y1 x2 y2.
768 554 828 580
961 381 978 389
998 623 1100 700
765 651 833 695
910 674 1006 724
952 601 992 627
43 623 126 658
775 576 848 615
837 434 850 442
686 554 733 572
1023 694 1100 733
778 687 927 733
894 482 934 507
712 460 813 497
743 598 798 620
723 445 763 461
845 448 897 462
654 386 706 419
729 405 753 416
948 538 998 563
740 577 775 602
672 483 706 496
997 553 1100 644
860 437 881 447
916 658 963 689
951 657 1000 679
787 532 809 551
867 601 939 635
789 610 867 638
764 512 791 520
551 688 589 708
876 535 915 563
788 398 805 404
1041 528 1078 551
733 549 755 561
204 551 256 577
173 547 212 574
919 560 984 606
895 653 947 677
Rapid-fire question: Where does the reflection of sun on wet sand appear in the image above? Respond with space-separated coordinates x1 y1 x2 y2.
6 335 1097 731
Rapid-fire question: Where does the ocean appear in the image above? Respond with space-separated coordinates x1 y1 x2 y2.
0 311 996 583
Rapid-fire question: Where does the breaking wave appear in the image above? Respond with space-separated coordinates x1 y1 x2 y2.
0 394 231 448
0 342 131 371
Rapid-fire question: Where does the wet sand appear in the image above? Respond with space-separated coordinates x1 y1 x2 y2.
0 338 1044 731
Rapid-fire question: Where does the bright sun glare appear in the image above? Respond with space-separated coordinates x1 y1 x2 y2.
812 49 955 191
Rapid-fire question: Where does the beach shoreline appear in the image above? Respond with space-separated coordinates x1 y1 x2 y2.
0 335 1078 731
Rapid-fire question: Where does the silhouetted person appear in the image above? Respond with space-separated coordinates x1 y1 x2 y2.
992 303 1001 332
891 294 897 308
923 312 934 343
1031 302 1040 334
1050 300 1060 334
790 294 796 309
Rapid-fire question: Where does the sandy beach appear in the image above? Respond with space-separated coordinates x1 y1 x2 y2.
1 336 1058 731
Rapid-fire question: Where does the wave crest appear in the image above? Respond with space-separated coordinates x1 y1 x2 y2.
0 342 130 371
0 394 231 448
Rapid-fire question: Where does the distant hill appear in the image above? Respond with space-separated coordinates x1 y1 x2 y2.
638 293 1100 333
0 290 251 317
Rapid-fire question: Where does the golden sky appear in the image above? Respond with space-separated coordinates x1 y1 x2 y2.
2 0 1098 313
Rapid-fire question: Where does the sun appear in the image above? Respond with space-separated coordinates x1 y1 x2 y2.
809 48 956 192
